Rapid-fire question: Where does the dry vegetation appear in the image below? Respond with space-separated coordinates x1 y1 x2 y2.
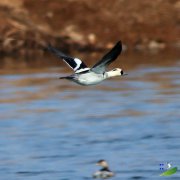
0 0 179 56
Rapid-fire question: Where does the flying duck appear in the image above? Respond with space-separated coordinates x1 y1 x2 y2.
46 41 126 86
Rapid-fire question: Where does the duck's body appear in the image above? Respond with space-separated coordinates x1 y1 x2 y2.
93 160 114 179
93 168 114 179
63 71 105 86
46 41 126 86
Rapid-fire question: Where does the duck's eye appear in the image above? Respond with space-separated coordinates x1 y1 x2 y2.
113 69 117 71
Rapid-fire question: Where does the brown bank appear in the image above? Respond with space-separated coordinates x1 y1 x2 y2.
0 0 179 57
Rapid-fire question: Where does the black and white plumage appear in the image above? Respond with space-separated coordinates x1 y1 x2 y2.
46 41 126 86
46 44 89 73
93 160 114 179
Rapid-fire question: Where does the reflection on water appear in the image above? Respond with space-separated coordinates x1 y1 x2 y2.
0 53 180 180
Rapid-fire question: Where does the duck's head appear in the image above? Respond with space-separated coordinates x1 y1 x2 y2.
107 68 127 77
93 160 114 178
96 160 109 168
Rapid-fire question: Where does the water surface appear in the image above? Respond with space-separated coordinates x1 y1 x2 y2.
0 53 180 180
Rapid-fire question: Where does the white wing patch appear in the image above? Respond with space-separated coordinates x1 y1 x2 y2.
74 58 82 71
75 68 90 73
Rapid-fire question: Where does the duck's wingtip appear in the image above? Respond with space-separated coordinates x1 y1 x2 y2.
114 40 122 52
117 40 122 46
44 42 55 52
43 42 52 51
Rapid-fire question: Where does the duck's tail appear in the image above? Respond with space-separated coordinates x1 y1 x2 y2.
59 76 74 80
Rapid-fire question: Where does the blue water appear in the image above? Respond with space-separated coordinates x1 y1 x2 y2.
0 60 180 180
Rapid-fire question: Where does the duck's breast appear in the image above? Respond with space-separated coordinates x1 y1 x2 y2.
93 171 114 178
78 72 104 85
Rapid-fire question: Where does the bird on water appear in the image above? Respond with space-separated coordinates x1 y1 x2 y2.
93 159 115 179
46 41 127 86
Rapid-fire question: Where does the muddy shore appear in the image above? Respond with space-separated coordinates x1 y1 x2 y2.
0 0 179 57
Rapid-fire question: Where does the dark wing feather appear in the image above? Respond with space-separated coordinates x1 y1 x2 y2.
91 41 122 73
46 44 88 72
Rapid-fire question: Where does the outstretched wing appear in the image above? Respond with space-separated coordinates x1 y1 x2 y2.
91 41 122 73
46 44 89 73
